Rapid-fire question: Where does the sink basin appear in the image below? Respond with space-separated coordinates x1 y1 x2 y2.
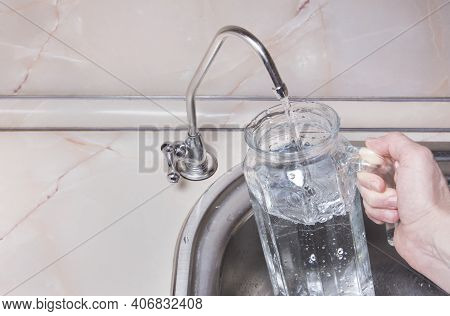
172 165 447 296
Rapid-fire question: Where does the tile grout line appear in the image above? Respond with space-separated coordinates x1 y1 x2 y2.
1 128 450 132
0 1 187 126
1 96 450 102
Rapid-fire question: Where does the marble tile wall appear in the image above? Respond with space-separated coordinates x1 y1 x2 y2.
0 130 247 294
0 0 449 97
0 0 449 296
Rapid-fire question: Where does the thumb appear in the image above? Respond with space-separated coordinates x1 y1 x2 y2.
365 132 418 163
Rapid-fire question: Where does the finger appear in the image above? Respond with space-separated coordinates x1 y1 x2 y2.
363 200 383 224
358 186 397 209
363 201 400 223
365 132 420 163
357 172 386 192
394 161 399 183
366 212 384 225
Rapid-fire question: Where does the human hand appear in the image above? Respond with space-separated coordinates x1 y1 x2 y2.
357 132 450 293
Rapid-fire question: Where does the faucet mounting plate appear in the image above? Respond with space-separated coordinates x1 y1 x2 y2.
177 151 218 181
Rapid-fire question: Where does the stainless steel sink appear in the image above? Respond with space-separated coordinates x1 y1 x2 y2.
172 155 449 296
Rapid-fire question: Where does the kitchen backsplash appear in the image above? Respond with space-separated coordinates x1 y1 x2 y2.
0 0 449 97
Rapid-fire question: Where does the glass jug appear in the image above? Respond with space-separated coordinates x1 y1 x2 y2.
243 101 392 296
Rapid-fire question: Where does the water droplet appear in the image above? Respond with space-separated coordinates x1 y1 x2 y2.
321 245 326 250
336 248 344 260
308 254 316 264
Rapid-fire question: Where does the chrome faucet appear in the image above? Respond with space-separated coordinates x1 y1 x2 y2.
161 25 289 183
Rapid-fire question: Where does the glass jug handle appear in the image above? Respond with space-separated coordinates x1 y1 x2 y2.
355 147 398 246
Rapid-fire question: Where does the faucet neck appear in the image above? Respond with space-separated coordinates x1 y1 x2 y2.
186 25 288 136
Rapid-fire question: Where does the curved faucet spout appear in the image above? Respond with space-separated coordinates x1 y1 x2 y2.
186 25 289 136
162 26 288 183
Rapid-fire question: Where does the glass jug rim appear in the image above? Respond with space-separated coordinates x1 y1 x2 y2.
244 101 340 159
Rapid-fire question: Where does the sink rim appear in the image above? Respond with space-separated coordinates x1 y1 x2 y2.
172 164 245 295
172 160 447 296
